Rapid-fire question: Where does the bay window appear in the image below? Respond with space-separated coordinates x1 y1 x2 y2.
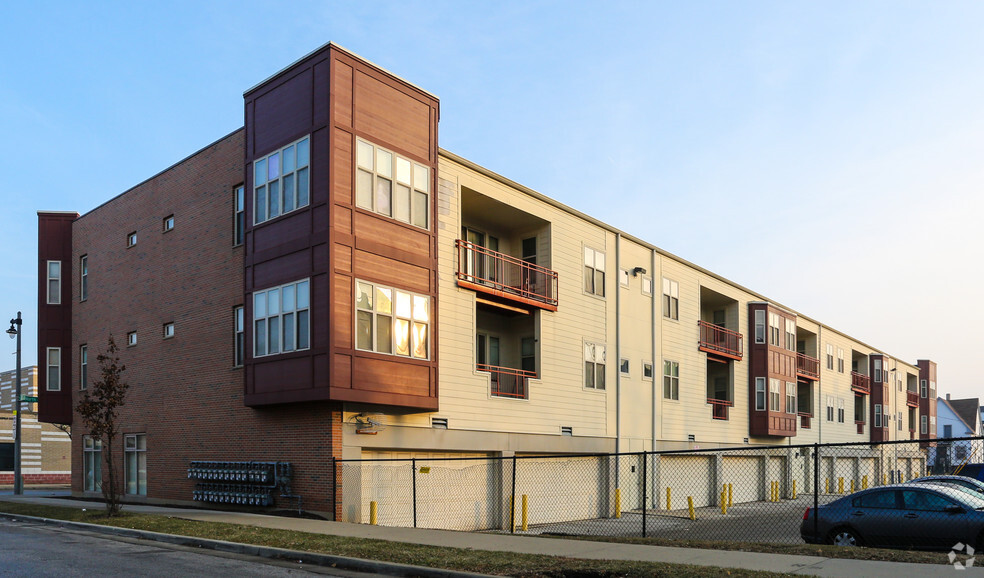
356 281 430 359
253 280 310 357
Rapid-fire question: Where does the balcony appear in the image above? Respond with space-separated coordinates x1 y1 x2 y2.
798 412 812 429
855 420 865 435
851 372 870 395
698 321 743 361
907 390 919 407
456 240 558 311
478 364 536 399
707 398 734 420
796 353 820 381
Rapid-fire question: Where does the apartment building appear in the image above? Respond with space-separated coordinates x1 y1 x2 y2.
0 366 71 484
36 42 938 516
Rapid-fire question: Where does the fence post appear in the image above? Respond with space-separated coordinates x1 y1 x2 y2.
331 456 337 522
412 458 417 528
813 443 819 540
642 452 647 538
510 455 517 534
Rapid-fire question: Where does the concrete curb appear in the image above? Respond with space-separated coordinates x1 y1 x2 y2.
0 513 495 578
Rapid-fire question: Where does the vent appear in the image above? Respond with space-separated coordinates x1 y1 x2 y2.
561 426 573 436
431 417 448 429
743 438 750 444
688 434 696 442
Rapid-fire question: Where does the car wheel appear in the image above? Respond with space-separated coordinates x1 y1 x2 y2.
828 527 862 547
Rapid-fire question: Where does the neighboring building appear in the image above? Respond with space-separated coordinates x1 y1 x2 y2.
0 366 71 484
931 395 983 471
36 42 939 517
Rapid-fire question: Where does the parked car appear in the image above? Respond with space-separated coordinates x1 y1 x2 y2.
952 464 984 482
801 484 984 550
911 475 984 499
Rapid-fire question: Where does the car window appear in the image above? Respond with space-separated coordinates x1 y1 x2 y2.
855 490 898 509
902 490 956 512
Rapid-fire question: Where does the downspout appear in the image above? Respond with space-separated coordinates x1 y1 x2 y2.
651 249 657 449
615 233 622 481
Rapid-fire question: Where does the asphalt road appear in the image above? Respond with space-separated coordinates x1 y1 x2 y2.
0 517 381 577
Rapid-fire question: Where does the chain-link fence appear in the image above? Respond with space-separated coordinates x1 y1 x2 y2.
333 437 984 547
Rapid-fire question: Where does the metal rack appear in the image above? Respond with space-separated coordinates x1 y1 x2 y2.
188 461 293 509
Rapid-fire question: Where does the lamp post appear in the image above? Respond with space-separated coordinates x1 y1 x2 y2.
7 312 22 495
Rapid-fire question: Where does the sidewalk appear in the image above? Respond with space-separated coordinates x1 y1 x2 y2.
1 494 981 577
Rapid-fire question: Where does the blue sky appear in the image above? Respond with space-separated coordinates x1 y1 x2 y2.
2 1 982 398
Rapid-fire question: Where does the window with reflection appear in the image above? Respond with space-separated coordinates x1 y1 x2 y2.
253 280 310 357
355 280 430 360
253 137 310 224
355 139 429 229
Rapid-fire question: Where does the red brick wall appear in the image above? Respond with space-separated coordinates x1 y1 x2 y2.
68 129 342 513
0 474 70 484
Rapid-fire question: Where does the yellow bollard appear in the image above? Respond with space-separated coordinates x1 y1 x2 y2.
862 475 868 490
666 487 672 511
838 477 844 494
883 474 887 485
615 488 621 519
850 480 855 493
721 490 728 515
792 480 797 500
727 483 733 508
825 478 830 494
522 494 528 531
900 473 905 483
370 500 378 525
687 496 695 520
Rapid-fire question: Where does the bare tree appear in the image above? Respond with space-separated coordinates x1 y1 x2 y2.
75 336 129 515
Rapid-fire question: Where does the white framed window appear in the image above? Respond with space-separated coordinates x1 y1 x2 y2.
826 395 834 422
784 319 796 351
584 343 607 389
826 344 834 370
79 345 88 390
768 313 780 346
584 247 606 297
874 404 882 428
662 360 679 399
643 362 653 380
755 377 766 411
920 379 927 398
662 278 679 320
163 215 174 232
127 331 137 347
785 382 796 414
356 138 429 229
127 231 137 247
618 269 629 287
254 279 311 357
619 358 630 375
641 276 653 296
83 436 102 492
124 434 147 496
754 310 766 344
356 281 429 359
769 379 780 411
80 255 88 301
930 381 936 398
254 136 310 225
46 347 61 391
234 185 245 246
837 398 845 423
921 415 928 434
46 260 61 304
897 411 903 431
873 359 882 383
234 306 244 367
163 322 174 339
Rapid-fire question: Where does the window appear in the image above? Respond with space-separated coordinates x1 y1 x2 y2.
163 323 174 339
46 347 61 391
127 232 137 247
854 396 865 423
618 269 629 287
46 260 61 304
662 360 679 399
643 362 653 380
854 490 898 509
837 349 844 373
356 138 428 228
662 278 678 319
234 186 245 245
944 424 953 438
83 436 102 492
873 359 882 383
902 490 955 512
521 337 535 373
234 306 244 367
785 319 796 351
768 313 780 346
826 395 834 422
754 310 766 344
619 358 629 375
255 280 311 357
584 247 606 297
356 281 428 359
79 345 87 390
755 377 766 411
897 411 903 431
585 343 606 390
769 379 780 411
127 331 137 347
254 136 310 225
930 381 936 398
785 382 796 414
874 404 882 428
124 434 147 496
163 215 174 232
642 276 653 296
931 415 936 430
920 379 927 398
837 398 845 423
80 255 88 301
826 344 834 370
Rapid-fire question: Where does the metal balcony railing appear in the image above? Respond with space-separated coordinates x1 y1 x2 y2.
455 240 558 311
855 420 866 435
907 390 919 407
798 412 812 429
796 353 819 380
707 398 734 420
851 372 870 395
697 321 743 360
478 364 536 399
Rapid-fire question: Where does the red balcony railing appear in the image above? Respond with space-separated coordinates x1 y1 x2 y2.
478 364 536 399
796 353 819 381
456 240 558 311
698 321 743 361
851 372 870 395
855 420 865 435
707 398 734 420
798 412 812 429
906 390 919 407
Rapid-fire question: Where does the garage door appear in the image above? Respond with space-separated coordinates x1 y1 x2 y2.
722 456 761 503
659 455 714 508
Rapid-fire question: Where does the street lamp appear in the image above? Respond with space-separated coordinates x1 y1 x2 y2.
7 312 22 495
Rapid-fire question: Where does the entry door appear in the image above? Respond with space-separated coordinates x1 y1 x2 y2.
463 228 499 283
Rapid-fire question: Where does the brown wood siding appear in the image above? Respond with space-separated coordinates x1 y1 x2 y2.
353 70 431 161
747 303 797 437
36 212 77 425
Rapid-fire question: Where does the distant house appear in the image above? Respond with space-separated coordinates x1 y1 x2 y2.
932 395 983 472
0 366 71 484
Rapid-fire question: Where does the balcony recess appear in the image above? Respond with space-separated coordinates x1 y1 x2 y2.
456 240 557 311
698 320 743 361
478 363 536 399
